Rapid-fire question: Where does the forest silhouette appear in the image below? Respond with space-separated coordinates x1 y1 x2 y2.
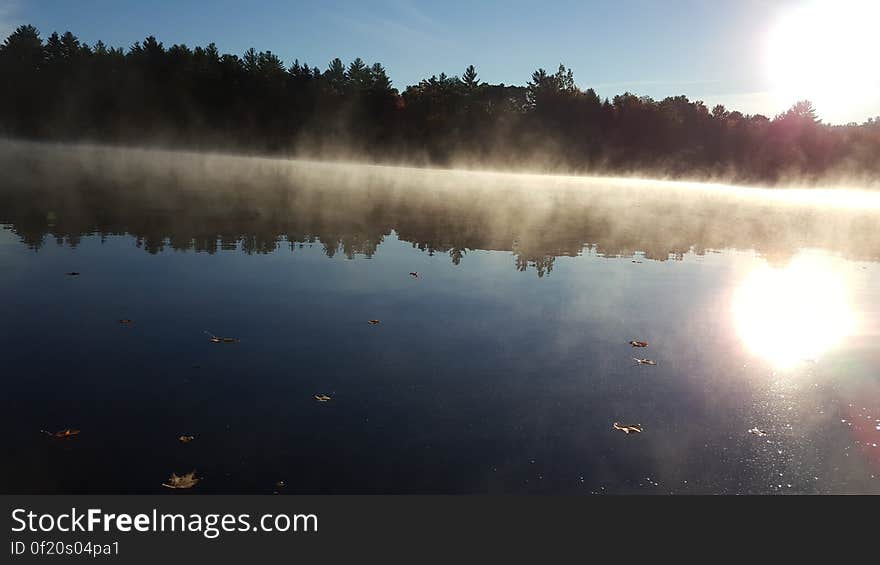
1 25 879 184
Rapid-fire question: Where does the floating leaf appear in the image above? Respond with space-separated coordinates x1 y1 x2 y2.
43 428 80 439
629 341 648 348
748 427 768 437
204 331 239 343
613 422 643 434
162 471 199 489
409 272 419 278
367 320 380 325
314 394 331 402
633 358 657 365
178 435 195 444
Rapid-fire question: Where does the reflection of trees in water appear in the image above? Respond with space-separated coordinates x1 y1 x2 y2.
2 142 880 275
516 256 555 277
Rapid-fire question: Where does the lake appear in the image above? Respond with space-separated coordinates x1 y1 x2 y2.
1 140 879 494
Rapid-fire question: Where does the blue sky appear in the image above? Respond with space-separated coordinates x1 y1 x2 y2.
2 0 877 123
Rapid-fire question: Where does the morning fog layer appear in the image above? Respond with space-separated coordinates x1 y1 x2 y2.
2 140 880 274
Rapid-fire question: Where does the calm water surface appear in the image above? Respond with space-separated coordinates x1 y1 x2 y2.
1 141 879 494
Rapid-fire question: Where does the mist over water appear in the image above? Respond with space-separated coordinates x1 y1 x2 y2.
2 140 880 494
2 139 880 265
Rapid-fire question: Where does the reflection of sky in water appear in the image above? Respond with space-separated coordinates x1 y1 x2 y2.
1 229 879 494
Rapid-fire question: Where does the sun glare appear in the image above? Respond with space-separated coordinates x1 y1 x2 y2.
732 253 857 370
766 0 880 122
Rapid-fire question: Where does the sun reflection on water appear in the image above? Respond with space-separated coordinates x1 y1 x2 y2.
732 253 858 369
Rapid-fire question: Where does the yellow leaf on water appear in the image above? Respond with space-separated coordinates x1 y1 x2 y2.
613 422 643 434
162 471 199 489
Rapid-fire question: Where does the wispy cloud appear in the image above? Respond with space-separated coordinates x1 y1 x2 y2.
699 90 781 116
386 0 436 30
592 79 722 90
338 13 448 49
332 0 451 53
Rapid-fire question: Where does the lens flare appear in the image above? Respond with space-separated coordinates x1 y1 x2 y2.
732 253 857 369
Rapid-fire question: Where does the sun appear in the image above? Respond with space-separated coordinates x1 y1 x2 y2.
732 253 857 370
766 0 880 121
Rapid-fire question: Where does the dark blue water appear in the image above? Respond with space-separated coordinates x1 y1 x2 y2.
1 141 879 494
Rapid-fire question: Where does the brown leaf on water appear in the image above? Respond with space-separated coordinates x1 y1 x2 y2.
44 428 80 439
368 320 380 325
613 422 643 434
162 471 199 489
629 341 648 347
314 394 331 402
178 435 195 444
633 358 656 365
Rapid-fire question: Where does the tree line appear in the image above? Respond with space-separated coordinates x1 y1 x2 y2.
1 25 879 184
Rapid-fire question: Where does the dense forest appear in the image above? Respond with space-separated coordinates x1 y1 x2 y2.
1 24 879 184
